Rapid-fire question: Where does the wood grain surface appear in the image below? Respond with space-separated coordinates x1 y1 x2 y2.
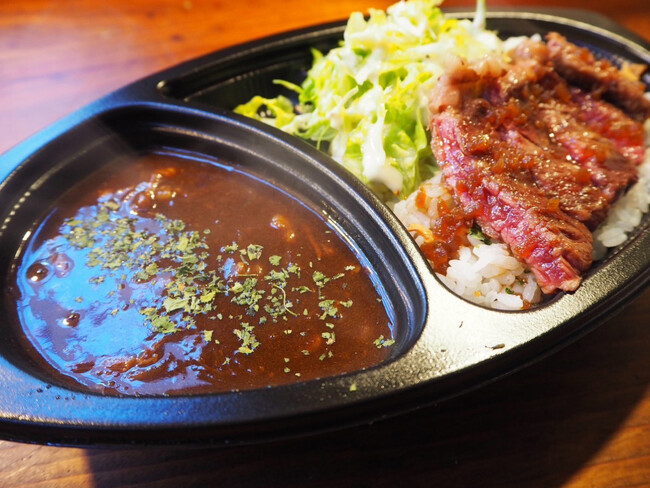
2 0 650 486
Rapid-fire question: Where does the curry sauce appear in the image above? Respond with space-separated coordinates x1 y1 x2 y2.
8 153 395 396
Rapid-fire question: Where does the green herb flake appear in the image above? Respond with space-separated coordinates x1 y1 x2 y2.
318 299 338 320
163 296 188 313
246 244 264 261
321 331 336 345
312 271 327 286
374 335 396 349
469 224 491 245
293 286 313 294
200 289 217 303
223 242 239 253
233 322 259 354
269 255 282 266
103 200 120 211
150 315 178 334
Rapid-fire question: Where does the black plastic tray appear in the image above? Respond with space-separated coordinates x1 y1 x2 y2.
0 9 649 447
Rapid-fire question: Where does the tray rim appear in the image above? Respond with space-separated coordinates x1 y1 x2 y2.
0 9 648 446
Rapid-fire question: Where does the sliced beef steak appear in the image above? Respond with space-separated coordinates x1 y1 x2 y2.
431 102 594 294
546 32 650 122
428 35 648 293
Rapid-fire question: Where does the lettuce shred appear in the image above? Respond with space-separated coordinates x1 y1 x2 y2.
235 0 503 198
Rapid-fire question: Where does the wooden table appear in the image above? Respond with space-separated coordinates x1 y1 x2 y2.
2 0 650 486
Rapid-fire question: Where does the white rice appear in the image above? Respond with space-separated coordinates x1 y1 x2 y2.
394 120 650 310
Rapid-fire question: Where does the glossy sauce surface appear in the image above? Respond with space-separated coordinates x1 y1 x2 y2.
9 153 394 396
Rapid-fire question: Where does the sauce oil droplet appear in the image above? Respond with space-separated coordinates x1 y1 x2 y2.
62 312 80 327
26 262 50 282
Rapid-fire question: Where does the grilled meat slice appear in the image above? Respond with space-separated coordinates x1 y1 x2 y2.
546 32 650 122
431 106 593 294
428 35 647 293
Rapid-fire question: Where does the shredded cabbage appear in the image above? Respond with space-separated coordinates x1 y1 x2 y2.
235 0 503 198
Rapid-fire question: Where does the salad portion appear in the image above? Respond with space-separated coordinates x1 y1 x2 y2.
235 0 501 198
